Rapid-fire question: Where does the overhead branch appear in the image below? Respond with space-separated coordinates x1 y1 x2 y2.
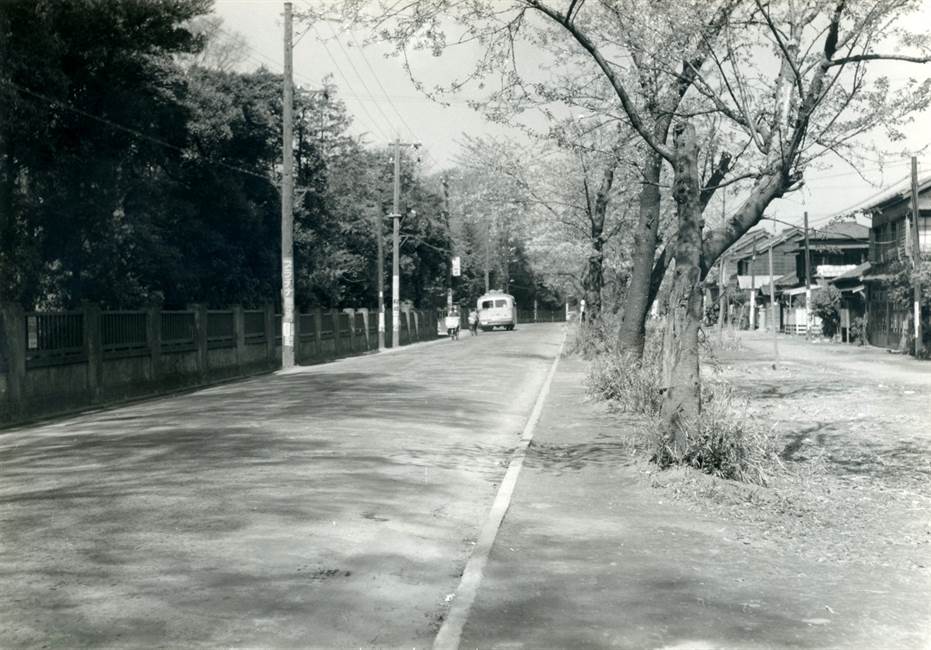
523 0 675 162
828 53 931 66
699 151 733 212
755 0 805 98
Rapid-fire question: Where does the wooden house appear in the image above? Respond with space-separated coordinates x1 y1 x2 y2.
859 175 931 349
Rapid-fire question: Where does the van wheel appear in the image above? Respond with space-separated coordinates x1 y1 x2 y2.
506 325 514 331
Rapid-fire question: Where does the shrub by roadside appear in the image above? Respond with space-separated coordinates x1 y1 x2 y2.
581 319 781 486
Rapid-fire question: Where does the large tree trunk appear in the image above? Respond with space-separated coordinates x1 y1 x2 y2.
616 150 661 355
659 123 703 457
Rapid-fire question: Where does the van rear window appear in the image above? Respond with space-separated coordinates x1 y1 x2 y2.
481 300 494 309
494 299 507 307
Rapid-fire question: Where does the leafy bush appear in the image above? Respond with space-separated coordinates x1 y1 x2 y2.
810 285 841 338
850 315 866 345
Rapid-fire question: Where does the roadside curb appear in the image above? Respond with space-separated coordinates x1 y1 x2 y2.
432 330 567 650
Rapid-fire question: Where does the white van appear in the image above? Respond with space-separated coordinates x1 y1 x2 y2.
477 291 517 331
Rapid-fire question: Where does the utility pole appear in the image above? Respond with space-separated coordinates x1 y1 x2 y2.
718 256 727 341
910 156 924 357
718 193 727 339
443 175 453 312
391 137 401 349
376 210 385 351
388 137 420 349
803 210 812 340
768 223 779 369
280 1 295 369
750 244 757 330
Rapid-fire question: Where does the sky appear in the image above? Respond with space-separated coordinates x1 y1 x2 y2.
213 0 931 232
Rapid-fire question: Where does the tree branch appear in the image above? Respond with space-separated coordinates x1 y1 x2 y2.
828 53 931 66
522 0 675 162
699 151 733 212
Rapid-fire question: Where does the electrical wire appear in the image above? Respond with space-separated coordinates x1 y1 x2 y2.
343 28 444 169
0 78 274 184
324 23 397 139
213 23 389 141
311 25 392 142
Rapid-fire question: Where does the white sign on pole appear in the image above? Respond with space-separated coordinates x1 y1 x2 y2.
451 256 461 277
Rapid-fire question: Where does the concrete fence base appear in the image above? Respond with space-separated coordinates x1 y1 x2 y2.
0 302 438 426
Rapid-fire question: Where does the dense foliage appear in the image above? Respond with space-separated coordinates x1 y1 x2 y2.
0 0 452 311
810 285 842 338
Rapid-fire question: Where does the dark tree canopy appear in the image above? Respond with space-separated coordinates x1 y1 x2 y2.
0 0 453 311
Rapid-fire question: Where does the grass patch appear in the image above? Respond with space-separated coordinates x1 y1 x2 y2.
655 383 783 486
582 319 781 486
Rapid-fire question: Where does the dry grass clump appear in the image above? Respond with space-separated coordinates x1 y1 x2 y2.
586 351 663 416
655 383 783 486
585 326 664 417
582 318 780 486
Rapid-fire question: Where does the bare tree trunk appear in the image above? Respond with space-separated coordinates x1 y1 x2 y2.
617 150 661 355
660 123 703 457
585 242 604 318
583 159 617 319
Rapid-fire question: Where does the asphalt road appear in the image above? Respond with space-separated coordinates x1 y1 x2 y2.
0 323 565 648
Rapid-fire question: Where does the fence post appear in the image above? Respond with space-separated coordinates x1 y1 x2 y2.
264 304 275 366
0 302 26 418
343 308 356 353
331 308 341 356
233 304 245 372
190 303 208 379
292 307 302 365
83 302 102 402
147 304 162 382
309 307 320 358
413 310 420 341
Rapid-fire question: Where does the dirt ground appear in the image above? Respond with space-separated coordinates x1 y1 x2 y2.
692 331 931 573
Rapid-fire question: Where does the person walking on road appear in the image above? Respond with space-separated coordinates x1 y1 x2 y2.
468 309 479 336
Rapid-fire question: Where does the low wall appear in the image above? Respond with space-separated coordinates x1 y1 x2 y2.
0 303 437 426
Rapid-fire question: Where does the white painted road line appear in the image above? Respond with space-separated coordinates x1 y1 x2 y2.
432 332 567 650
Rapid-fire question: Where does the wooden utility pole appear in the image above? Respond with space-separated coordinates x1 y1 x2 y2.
443 176 453 312
910 156 924 357
391 137 401 349
376 210 385 351
768 224 779 368
718 194 727 339
750 244 757 330
718 256 727 341
280 2 295 368
388 137 420 348
803 210 812 340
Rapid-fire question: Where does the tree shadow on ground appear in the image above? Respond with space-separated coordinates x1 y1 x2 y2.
463 521 925 650
525 441 636 471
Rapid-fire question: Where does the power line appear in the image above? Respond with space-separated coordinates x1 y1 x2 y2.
311 25 392 142
345 30 419 141
213 23 388 140
324 24 398 138
810 170 914 224
0 78 275 184
345 30 446 169
804 158 913 183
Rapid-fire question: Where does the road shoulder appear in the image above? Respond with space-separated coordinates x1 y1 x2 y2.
459 354 931 649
